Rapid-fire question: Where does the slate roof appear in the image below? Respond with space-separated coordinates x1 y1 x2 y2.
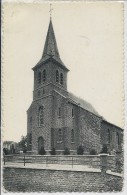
33 19 69 71
68 92 100 117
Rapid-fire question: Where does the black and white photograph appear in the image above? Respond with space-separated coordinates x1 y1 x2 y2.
2 0 126 193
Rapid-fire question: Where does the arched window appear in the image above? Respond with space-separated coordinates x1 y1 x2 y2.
116 132 120 145
29 133 32 144
58 107 61 117
108 129 110 143
56 70 59 83
71 129 74 142
43 70 46 82
38 107 44 126
38 90 40 97
72 108 74 117
60 73 63 85
38 72 41 84
58 129 62 141
30 117 32 126
42 88 45 94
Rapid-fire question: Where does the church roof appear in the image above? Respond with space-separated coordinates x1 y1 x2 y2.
33 19 69 71
68 92 101 117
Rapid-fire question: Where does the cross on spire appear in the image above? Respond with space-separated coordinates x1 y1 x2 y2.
49 3 53 19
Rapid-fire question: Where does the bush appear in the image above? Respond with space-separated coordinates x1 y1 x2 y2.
3 148 8 155
77 145 84 155
63 147 70 155
90 149 97 155
50 148 56 155
100 144 108 154
39 147 46 155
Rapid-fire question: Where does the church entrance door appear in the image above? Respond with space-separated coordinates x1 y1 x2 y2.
38 136 44 154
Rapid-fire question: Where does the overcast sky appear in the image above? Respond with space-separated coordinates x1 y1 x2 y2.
3 2 124 142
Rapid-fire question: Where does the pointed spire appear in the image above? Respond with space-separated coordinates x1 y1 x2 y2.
42 19 60 58
33 18 69 71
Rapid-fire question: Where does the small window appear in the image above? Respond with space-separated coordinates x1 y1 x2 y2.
58 107 61 117
60 73 63 85
38 90 41 97
30 117 32 125
71 129 74 142
116 132 120 145
58 129 62 141
42 88 45 94
29 133 32 144
56 70 59 83
38 107 44 126
108 129 110 143
72 108 74 117
43 70 46 82
38 72 41 84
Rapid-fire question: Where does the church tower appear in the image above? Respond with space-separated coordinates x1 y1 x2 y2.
27 19 69 154
33 19 69 101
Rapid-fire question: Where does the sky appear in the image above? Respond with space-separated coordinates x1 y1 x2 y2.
2 1 124 142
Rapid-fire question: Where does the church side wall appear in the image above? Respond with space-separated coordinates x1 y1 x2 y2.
78 108 102 154
101 121 123 153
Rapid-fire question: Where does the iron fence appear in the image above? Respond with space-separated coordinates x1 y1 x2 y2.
3 154 123 173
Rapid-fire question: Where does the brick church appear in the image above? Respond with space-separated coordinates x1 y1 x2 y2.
27 19 123 155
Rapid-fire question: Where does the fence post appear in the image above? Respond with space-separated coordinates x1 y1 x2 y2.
100 154 108 174
24 156 25 166
46 156 48 167
72 156 73 168
4 155 5 165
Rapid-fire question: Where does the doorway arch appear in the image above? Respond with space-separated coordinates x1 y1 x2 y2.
38 136 44 154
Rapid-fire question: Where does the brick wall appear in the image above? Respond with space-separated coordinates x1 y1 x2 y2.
101 120 123 153
78 108 102 153
3 167 123 192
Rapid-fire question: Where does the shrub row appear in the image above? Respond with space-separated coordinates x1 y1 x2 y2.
39 145 108 155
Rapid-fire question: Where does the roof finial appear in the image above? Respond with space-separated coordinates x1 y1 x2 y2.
49 3 53 20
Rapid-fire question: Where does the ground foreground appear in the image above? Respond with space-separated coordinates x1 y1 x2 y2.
3 163 123 192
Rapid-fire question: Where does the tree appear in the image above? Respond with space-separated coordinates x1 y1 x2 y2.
50 148 56 155
77 145 84 155
39 147 46 155
18 135 27 153
63 147 70 155
90 149 97 155
3 148 8 155
100 144 108 154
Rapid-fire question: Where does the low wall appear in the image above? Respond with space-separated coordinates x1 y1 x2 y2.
4 154 116 171
3 167 123 192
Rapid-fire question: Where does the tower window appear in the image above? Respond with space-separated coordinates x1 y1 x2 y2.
56 70 59 83
58 129 62 141
38 90 41 97
58 107 61 117
43 70 46 82
71 129 74 142
60 73 63 85
42 88 45 94
38 106 44 126
38 72 41 84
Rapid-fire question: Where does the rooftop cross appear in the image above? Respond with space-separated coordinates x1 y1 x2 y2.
49 3 53 19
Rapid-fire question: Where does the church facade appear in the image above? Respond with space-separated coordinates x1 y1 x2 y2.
27 19 123 154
